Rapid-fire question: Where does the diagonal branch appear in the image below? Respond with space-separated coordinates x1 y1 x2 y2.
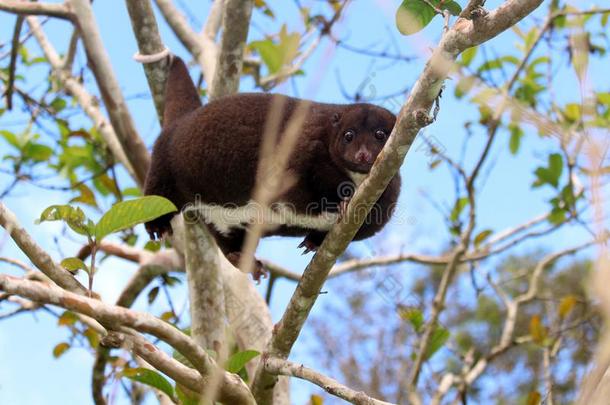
250 0 545 401
67 0 151 186
25 16 138 182
0 202 88 295
0 274 256 404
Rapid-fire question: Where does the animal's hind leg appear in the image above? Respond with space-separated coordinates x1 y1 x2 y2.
212 227 266 281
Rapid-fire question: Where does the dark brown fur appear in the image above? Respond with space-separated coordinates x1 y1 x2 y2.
144 56 401 256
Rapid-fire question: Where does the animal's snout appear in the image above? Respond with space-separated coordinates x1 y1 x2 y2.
355 147 373 164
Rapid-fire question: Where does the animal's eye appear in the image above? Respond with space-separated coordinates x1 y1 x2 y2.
375 130 386 141
344 130 355 142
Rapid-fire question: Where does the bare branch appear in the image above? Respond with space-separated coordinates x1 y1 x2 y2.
125 0 170 122
209 0 254 99
265 356 395 405
0 274 256 404
154 0 218 83
25 16 138 182
0 1 72 19
67 0 151 186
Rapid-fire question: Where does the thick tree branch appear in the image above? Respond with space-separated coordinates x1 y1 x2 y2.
0 274 256 404
0 1 72 19
124 0 170 122
209 0 254 99
154 0 219 83
250 0 544 401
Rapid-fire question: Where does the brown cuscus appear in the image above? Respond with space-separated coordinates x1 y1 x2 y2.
144 56 401 266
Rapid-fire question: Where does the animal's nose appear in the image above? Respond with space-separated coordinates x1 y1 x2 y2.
355 149 372 164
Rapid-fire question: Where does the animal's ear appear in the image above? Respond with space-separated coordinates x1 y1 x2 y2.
331 112 341 127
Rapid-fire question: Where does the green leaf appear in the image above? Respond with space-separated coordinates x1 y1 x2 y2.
558 295 577 319
57 311 78 326
50 97 67 113
450 197 469 222
61 257 89 274
94 196 177 241
251 39 283 74
423 326 450 360
473 229 493 248
0 130 20 149
38 204 92 236
460 46 478 67
23 143 53 162
529 314 547 344
443 1 462 16
310 394 324 405
548 153 563 185
53 342 71 358
398 307 424 333
123 368 174 399
176 384 200 405
396 0 437 36
225 350 260 374
147 286 160 304
508 124 524 155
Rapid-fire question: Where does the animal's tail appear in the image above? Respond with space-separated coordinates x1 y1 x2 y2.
163 55 202 127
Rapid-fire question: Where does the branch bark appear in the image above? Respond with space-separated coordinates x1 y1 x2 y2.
265 356 395 405
0 0 72 19
250 0 545 401
68 0 151 186
0 274 256 404
0 202 88 295
124 0 170 122
209 0 254 99
25 16 138 181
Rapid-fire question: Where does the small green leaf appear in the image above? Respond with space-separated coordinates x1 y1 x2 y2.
94 196 177 241
310 394 324 405
61 257 89 274
147 286 160 305
38 204 91 236
123 368 174 399
396 0 437 36
558 295 577 319
398 307 424 333
529 315 547 344
423 326 450 360
460 46 478 67
527 391 541 405
508 124 524 155
450 197 469 222
225 350 260 374
50 97 67 113
473 229 493 248
53 342 71 358
443 1 462 16
58 311 78 326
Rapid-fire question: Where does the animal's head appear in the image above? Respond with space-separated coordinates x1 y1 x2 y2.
329 104 396 174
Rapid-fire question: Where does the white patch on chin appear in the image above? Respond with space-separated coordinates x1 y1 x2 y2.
184 201 339 236
348 171 368 186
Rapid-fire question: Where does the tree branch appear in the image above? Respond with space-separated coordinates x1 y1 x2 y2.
250 0 545 401
0 0 72 19
0 202 88 295
0 274 256 404
25 16 138 182
124 0 170 122
67 0 151 186
209 0 254 99
264 356 395 405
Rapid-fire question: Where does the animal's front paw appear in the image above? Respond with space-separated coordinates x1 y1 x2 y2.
145 213 174 240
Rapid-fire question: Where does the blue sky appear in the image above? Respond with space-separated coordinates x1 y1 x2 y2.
0 0 608 404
